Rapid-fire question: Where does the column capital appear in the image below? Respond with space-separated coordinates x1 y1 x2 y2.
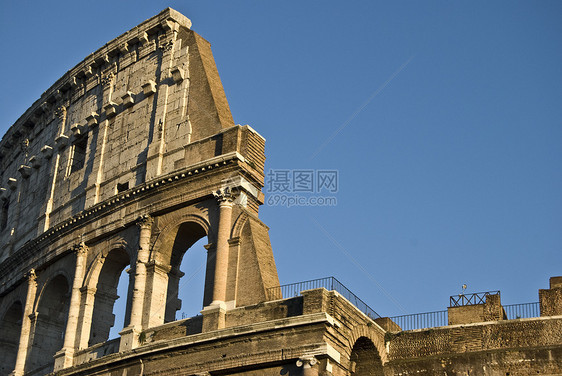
25 268 37 283
55 106 67 120
72 242 88 255
101 71 114 88
213 187 235 206
136 214 154 229
296 355 318 368
79 286 97 295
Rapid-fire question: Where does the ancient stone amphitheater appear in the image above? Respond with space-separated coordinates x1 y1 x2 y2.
0 8 560 376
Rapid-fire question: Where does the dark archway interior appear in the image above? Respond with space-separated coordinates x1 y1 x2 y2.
350 337 385 376
165 221 209 322
89 249 130 346
0 301 23 376
26 274 70 373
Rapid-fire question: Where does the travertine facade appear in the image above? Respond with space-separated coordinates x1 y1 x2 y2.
0 8 561 376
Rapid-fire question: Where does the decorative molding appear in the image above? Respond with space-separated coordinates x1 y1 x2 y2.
72 242 88 255
101 72 114 87
26 268 37 282
83 66 94 78
296 355 318 368
159 40 174 52
213 187 235 204
55 106 67 120
118 43 129 54
136 214 154 230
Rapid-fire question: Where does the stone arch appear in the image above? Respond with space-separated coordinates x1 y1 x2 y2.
230 211 249 239
0 299 23 376
150 210 212 322
150 210 212 265
32 269 72 313
26 273 71 373
87 244 133 346
83 237 133 288
346 324 388 365
349 336 385 376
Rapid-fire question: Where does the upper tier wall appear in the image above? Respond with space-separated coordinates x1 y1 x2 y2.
0 8 264 262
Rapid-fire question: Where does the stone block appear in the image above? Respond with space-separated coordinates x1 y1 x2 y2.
171 67 185 83
122 91 135 108
142 80 157 96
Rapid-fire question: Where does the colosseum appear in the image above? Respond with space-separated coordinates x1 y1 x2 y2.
0 8 561 376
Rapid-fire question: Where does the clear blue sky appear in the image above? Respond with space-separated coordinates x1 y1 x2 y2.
1 1 561 328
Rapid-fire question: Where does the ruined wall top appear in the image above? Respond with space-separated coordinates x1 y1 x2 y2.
0 8 265 263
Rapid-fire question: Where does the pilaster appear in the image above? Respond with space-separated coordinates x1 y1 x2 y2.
145 21 180 180
11 269 37 376
54 242 89 370
210 187 235 307
130 215 153 329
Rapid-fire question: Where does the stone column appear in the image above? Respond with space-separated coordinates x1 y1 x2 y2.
211 187 235 306
131 215 153 328
54 242 88 370
11 270 37 376
76 286 97 349
119 215 153 351
201 188 234 332
297 356 319 376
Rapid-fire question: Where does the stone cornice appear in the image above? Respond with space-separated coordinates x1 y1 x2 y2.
0 152 249 295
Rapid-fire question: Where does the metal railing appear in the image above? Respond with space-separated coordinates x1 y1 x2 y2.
389 310 448 331
450 291 500 307
504 302 540 319
266 277 381 319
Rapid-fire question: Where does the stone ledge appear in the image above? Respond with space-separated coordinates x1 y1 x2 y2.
59 312 335 374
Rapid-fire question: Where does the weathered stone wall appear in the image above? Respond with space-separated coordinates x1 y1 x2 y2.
448 294 506 325
0 8 280 375
0 8 248 264
387 316 562 375
539 276 562 317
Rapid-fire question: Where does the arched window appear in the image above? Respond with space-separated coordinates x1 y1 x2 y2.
165 221 209 322
26 275 70 374
0 301 23 376
89 248 131 346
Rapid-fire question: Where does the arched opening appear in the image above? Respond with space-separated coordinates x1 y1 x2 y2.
350 337 384 376
165 221 209 322
89 248 131 346
26 274 70 374
176 237 208 319
0 301 23 376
